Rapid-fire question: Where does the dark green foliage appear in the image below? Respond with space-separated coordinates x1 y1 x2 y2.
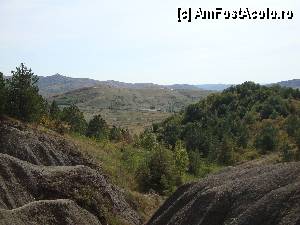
109 125 123 141
109 125 131 142
136 129 158 151
188 151 203 175
217 136 235 165
173 141 189 176
188 151 220 177
295 129 300 151
6 64 45 122
182 122 212 157
137 147 180 195
61 104 87 134
285 114 300 137
0 72 6 115
280 138 294 162
159 116 182 149
153 82 300 165
260 96 288 119
255 123 279 153
86 114 108 140
49 100 61 120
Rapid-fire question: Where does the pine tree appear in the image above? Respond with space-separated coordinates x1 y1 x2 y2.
0 72 6 115
49 100 61 120
174 141 189 176
61 104 87 134
86 114 108 139
6 63 45 122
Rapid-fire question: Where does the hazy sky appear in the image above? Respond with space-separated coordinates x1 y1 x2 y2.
0 0 299 84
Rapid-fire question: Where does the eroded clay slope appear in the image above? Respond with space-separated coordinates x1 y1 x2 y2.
0 118 141 225
0 119 95 167
0 200 102 225
147 160 300 225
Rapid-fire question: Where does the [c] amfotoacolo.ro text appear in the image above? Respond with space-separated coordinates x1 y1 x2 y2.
178 8 294 22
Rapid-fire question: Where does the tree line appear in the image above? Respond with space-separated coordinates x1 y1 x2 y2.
150 81 300 168
0 63 211 195
0 63 130 142
128 82 300 195
2 64 299 196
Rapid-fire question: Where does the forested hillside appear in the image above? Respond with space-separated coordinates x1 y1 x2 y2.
152 82 300 167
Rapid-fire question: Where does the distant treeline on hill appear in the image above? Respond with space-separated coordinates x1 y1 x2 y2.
151 81 300 166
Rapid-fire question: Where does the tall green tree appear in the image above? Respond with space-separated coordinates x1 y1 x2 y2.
161 116 182 149
7 63 45 122
61 104 87 134
137 147 179 195
255 123 279 153
86 114 108 140
174 141 189 176
49 100 61 120
217 136 235 165
0 72 6 115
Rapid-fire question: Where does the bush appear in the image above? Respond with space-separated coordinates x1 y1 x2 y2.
137 147 180 195
40 115 70 134
0 72 6 115
49 100 61 120
255 122 279 153
174 141 189 176
136 129 158 151
188 151 220 177
217 136 235 165
86 114 108 140
61 104 87 134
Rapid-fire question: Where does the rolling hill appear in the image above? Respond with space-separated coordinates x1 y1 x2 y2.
195 83 233 91
37 74 103 96
52 85 212 133
37 74 204 97
34 74 298 132
275 79 300 89
20 74 299 97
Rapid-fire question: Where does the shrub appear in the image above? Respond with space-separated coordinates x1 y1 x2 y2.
86 114 108 140
173 141 189 176
255 122 279 153
0 72 6 115
61 104 87 134
137 147 179 195
136 129 158 151
49 100 61 120
188 151 220 177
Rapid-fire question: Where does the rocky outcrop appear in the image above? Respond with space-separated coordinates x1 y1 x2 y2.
0 118 141 225
147 160 300 225
0 119 95 167
0 200 102 225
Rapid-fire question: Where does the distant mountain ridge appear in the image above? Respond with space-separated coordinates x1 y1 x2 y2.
274 79 300 89
4 74 299 96
195 84 233 91
36 74 203 96
37 74 103 96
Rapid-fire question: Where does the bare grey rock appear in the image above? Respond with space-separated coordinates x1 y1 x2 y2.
0 119 95 167
147 160 300 225
0 199 102 225
0 118 141 225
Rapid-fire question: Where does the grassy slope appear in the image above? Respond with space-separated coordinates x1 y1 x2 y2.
65 133 165 223
52 86 211 133
63 132 225 222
